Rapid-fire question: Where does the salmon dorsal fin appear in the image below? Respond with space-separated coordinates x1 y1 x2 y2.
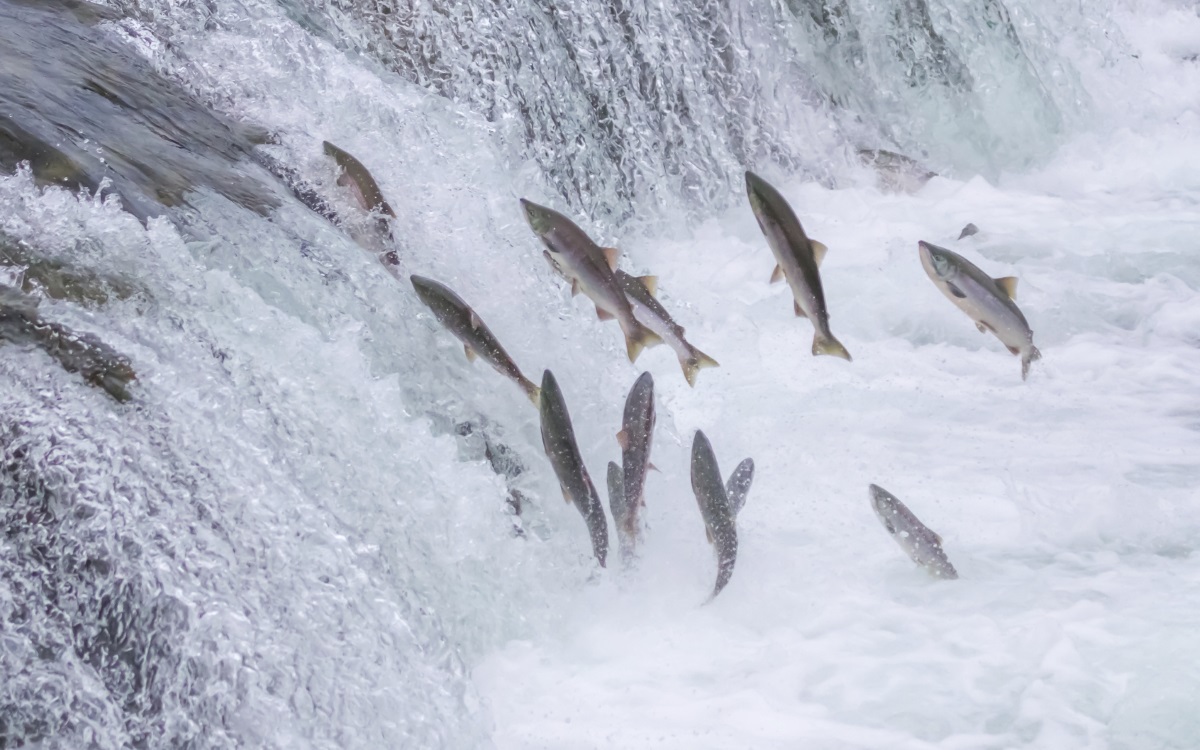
638 275 658 297
601 246 620 271
770 264 785 284
994 276 1018 299
810 240 828 266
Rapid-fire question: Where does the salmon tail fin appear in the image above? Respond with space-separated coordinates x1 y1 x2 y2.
681 347 720 387
707 542 737 602
625 326 662 363
710 571 733 602
1022 345 1042 381
813 332 852 361
587 510 609 568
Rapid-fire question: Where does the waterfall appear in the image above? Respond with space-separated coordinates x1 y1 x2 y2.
4 0 1184 747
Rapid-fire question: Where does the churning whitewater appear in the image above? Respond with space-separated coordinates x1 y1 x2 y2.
2 0 1200 747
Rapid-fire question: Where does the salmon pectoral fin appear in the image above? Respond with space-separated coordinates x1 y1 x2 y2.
616 429 629 450
570 279 580 297
464 345 478 363
596 306 616 321
770 264 785 284
947 282 967 299
794 300 807 318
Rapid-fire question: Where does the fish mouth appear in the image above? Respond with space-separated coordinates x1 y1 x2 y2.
520 198 552 235
917 241 947 278
538 369 560 416
744 170 768 202
631 370 654 395
409 274 437 301
691 429 715 470
868 483 891 510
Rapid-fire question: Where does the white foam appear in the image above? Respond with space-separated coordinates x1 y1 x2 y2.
474 4 1200 746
